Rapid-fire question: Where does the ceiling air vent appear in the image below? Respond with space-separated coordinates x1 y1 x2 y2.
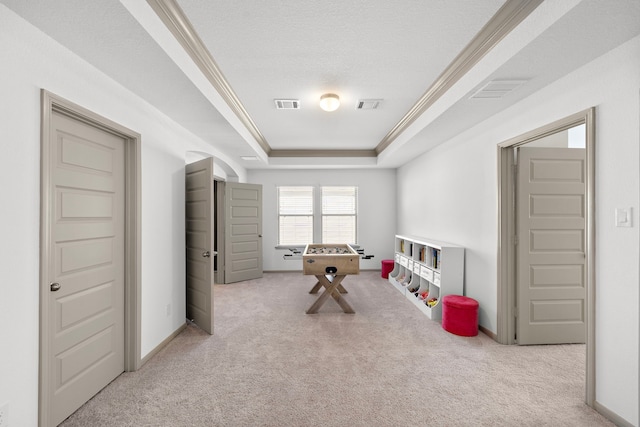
356 99 383 110
470 80 528 99
274 99 300 109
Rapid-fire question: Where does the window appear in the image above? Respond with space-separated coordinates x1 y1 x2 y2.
322 186 357 244
278 186 313 245
277 185 358 245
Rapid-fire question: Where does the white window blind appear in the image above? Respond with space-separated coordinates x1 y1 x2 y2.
322 186 357 244
278 186 314 245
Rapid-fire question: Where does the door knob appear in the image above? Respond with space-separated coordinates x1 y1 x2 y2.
50 282 61 292
202 251 210 258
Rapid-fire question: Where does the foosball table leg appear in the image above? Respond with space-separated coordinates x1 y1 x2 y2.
306 275 354 314
309 278 348 294
309 281 322 294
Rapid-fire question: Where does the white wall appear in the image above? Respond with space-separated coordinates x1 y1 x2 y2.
0 7 245 426
397 35 640 425
247 169 397 272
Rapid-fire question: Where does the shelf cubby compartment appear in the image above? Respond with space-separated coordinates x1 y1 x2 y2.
407 275 429 298
396 237 413 257
433 271 441 286
425 285 442 319
405 274 420 296
406 260 421 294
414 243 427 264
405 279 434 318
400 270 412 288
389 255 411 294
425 246 441 270
406 272 424 296
425 284 440 306
400 256 412 288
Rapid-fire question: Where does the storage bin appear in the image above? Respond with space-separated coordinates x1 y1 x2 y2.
442 295 479 337
381 259 394 279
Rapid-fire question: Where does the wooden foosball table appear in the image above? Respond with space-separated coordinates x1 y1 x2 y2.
302 244 360 314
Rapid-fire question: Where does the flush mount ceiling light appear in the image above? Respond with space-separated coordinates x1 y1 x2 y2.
319 93 340 112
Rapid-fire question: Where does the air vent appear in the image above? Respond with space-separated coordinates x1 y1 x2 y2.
275 99 300 109
356 99 383 110
470 80 528 99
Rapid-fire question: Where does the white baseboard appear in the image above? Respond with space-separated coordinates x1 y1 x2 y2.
593 400 634 427
140 322 187 367
479 325 498 341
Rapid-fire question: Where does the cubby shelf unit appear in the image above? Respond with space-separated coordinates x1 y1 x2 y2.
388 235 464 321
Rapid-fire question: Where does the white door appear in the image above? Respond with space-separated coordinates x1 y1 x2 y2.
46 111 125 425
224 183 263 283
517 147 586 345
185 158 215 334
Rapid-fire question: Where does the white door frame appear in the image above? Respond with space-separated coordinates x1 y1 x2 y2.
39 90 142 426
496 107 595 405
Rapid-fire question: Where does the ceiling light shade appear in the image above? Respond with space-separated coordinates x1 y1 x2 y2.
319 93 340 112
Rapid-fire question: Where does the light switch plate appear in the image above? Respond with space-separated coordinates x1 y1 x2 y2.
615 207 632 227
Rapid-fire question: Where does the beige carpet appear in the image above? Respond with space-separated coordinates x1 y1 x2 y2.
60 271 612 426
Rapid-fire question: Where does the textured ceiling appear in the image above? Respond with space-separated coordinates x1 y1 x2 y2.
2 0 640 173
178 0 503 151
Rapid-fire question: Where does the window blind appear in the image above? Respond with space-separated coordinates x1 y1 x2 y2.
322 186 357 244
278 186 313 245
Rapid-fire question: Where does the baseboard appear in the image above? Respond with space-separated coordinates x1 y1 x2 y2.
140 322 187 367
593 400 634 427
479 325 498 341
262 270 300 273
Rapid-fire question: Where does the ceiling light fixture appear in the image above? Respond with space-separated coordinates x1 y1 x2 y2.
319 93 340 112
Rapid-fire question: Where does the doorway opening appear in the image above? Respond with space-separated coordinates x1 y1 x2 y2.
496 108 595 405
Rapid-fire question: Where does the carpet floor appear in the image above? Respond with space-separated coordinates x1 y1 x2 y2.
60 271 612 426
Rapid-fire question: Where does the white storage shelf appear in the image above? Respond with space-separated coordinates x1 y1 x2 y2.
388 235 464 321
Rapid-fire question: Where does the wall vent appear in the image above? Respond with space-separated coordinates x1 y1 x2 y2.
356 99 383 110
470 80 528 99
275 99 300 109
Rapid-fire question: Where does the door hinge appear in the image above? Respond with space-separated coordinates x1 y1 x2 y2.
514 307 518 317
513 235 518 245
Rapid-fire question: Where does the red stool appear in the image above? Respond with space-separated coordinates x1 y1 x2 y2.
381 260 394 279
442 295 479 337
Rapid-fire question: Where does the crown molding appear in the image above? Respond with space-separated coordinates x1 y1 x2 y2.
375 0 544 154
147 0 541 161
146 0 272 155
269 149 377 158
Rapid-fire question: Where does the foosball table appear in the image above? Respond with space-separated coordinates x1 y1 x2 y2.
302 243 360 314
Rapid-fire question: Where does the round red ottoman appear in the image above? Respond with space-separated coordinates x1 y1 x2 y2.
381 260 394 279
442 295 479 337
